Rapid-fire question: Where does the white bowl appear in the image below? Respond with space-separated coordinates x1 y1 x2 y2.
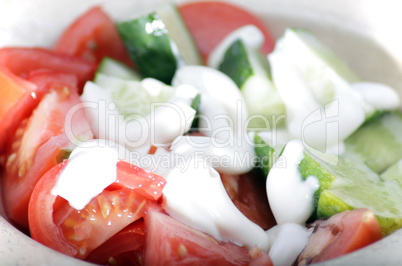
0 0 401 265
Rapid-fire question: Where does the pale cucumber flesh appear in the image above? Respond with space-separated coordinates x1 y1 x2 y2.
344 111 402 173
156 2 201 65
96 57 141 80
94 74 175 118
298 148 402 235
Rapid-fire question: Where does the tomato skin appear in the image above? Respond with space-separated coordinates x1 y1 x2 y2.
179 1 275 63
0 67 40 154
28 160 166 259
0 47 96 89
54 6 133 67
297 208 382 264
85 219 145 265
28 161 77 256
143 204 253 266
3 77 93 230
0 48 91 153
4 135 72 232
249 246 274 266
28 70 79 92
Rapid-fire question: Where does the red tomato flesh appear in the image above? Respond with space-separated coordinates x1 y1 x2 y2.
85 219 145 265
116 161 166 201
0 67 41 154
28 161 166 259
143 204 254 266
220 171 276 230
54 6 133 67
297 208 383 264
0 47 96 89
3 77 93 230
179 1 275 63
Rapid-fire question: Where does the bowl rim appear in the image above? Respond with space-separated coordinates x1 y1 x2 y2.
1 0 402 265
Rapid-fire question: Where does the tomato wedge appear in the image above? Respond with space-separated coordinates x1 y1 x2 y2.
28 161 166 259
0 67 41 154
220 171 276 230
28 69 79 90
54 6 133 67
0 47 96 89
297 208 382 264
85 219 145 265
3 75 93 230
143 204 255 265
179 1 275 63
236 172 277 230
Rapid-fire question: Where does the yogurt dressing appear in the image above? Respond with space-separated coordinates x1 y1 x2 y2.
172 66 249 138
50 139 129 210
351 82 401 110
269 49 366 153
171 66 255 175
162 155 273 251
162 148 311 257
266 139 319 225
268 223 310 266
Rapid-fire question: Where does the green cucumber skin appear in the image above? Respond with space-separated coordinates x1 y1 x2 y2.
317 190 354 218
189 94 202 132
301 149 402 235
254 133 276 178
117 13 177 84
318 186 402 236
219 39 253 89
298 153 335 214
298 149 379 222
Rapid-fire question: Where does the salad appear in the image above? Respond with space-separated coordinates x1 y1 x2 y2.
0 0 401 265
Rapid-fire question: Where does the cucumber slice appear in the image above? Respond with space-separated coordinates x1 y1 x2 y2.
254 133 277 178
219 39 254 89
381 159 402 184
117 13 177 84
94 74 175 117
296 147 402 235
299 150 378 210
271 28 360 106
254 130 290 178
286 28 360 84
269 28 369 151
96 57 141 80
81 81 196 150
116 3 201 84
351 82 400 116
267 135 402 234
209 25 285 129
188 93 201 131
343 111 402 173
156 2 202 65
317 181 402 236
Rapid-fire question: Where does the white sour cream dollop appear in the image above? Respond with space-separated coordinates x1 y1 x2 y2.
266 139 319 225
51 139 129 210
